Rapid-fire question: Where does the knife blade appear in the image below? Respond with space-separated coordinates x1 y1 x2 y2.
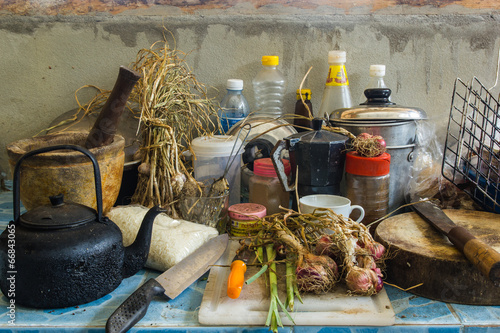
227 247 253 299
106 233 229 333
412 201 500 286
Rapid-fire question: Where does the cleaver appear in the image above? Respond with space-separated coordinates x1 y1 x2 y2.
106 233 229 333
412 201 500 286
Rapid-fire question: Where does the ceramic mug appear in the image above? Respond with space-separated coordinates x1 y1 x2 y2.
299 194 365 223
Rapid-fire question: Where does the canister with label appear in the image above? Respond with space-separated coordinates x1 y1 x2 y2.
228 203 267 237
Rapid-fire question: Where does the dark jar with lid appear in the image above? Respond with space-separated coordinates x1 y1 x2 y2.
345 151 390 227
249 158 291 215
294 89 313 132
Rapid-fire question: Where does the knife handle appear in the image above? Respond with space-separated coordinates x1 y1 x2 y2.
227 260 247 299
448 226 500 286
106 279 167 333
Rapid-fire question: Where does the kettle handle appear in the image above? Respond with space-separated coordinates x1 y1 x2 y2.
270 140 295 192
13 144 103 222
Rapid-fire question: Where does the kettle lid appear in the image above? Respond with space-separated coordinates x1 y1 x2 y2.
19 194 97 229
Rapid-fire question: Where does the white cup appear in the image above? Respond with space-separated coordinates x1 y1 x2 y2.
299 194 365 223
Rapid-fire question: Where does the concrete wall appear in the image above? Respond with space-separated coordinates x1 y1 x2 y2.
1 1 500 177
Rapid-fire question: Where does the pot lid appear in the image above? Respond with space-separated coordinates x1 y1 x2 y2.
330 88 427 121
19 194 96 229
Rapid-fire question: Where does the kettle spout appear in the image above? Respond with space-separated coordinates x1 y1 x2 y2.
122 205 165 278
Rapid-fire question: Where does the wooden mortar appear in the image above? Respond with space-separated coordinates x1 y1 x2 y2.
6 131 124 214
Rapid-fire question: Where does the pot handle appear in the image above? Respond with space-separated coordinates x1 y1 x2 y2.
13 144 103 222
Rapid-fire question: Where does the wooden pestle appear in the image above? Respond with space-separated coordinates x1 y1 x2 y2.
85 66 141 149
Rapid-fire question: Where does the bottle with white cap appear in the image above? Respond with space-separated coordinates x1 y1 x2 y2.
360 64 388 104
317 50 353 119
219 79 250 133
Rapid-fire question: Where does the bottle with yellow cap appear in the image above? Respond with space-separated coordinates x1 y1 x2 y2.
294 89 313 132
252 55 287 118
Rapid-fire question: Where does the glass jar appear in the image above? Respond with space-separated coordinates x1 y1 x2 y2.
249 158 291 215
345 151 390 227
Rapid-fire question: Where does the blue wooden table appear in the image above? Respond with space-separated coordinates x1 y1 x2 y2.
0 184 498 332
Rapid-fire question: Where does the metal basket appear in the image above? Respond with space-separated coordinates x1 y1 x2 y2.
442 77 500 213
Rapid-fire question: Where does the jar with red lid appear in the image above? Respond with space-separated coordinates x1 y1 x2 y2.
345 151 390 226
249 158 291 215
228 203 267 237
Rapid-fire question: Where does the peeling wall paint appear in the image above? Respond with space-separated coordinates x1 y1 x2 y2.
1 0 500 15
0 2 499 177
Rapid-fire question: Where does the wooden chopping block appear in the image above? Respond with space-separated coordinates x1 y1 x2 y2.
375 209 500 305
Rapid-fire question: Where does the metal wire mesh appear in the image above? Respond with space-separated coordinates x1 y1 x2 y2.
442 77 500 213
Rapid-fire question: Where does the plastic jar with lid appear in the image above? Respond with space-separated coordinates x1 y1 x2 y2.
249 158 291 215
228 203 267 237
190 135 243 206
345 151 390 226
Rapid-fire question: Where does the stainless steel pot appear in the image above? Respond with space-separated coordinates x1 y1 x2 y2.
330 89 427 212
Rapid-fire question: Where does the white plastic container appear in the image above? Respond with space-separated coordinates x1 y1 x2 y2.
252 55 287 118
318 50 353 119
360 64 388 104
191 135 243 206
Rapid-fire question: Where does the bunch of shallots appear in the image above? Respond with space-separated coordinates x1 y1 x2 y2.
313 220 386 296
351 133 386 157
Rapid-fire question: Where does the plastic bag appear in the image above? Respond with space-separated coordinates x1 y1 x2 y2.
107 205 218 272
406 120 478 210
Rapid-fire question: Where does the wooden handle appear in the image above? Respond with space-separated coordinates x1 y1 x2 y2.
463 239 500 287
448 226 500 286
227 260 247 299
85 66 141 149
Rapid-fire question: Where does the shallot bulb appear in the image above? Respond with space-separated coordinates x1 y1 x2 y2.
351 133 387 157
171 172 187 194
358 239 386 261
356 255 376 270
370 242 386 260
314 235 340 259
138 162 151 176
296 254 338 294
345 265 380 296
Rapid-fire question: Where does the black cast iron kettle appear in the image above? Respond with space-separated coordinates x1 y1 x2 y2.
0 144 164 309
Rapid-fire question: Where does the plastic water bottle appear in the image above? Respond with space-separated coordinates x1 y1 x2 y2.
318 50 353 119
252 55 286 118
219 79 250 133
360 64 388 104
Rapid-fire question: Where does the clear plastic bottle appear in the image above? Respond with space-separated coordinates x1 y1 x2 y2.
360 64 388 104
252 55 286 118
219 79 250 133
318 50 353 119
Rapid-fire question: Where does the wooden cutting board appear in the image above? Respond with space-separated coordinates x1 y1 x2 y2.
198 239 395 327
375 209 500 305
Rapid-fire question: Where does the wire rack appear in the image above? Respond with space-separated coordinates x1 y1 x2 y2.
442 77 500 213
